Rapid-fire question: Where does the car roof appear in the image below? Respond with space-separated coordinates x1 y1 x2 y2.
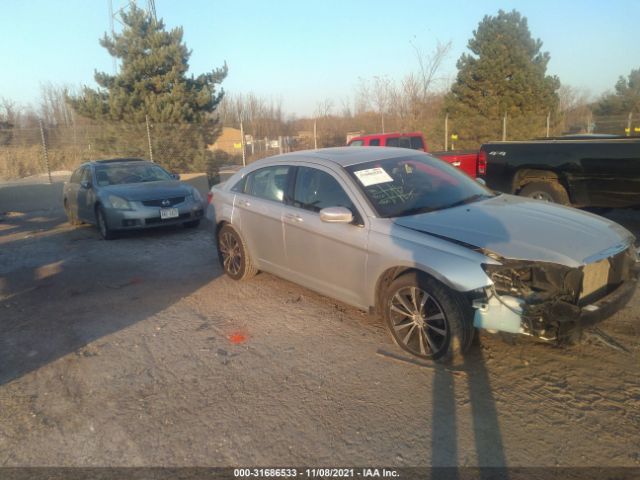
349 132 422 141
256 146 425 168
81 158 150 167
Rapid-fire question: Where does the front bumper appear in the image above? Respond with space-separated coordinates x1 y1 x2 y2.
104 201 204 231
474 262 638 341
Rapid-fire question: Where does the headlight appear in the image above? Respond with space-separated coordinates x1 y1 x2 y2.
108 195 131 210
190 189 203 202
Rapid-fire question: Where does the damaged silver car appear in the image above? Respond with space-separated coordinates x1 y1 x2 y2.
208 147 639 362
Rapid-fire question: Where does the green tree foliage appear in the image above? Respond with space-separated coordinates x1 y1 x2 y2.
443 10 560 147
69 5 227 172
594 68 640 115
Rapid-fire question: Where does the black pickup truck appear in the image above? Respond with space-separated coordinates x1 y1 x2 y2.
478 136 640 208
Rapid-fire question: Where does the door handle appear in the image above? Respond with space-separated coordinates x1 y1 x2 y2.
237 199 251 207
284 213 303 223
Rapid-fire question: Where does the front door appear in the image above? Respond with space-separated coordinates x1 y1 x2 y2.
282 165 369 308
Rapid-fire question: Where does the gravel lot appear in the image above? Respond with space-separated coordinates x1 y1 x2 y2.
0 180 639 468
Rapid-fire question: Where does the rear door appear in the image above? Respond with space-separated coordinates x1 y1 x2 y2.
77 167 96 222
281 164 369 308
65 167 83 217
233 165 293 275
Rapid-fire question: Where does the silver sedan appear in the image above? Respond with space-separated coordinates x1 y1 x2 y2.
64 158 204 239
207 147 639 362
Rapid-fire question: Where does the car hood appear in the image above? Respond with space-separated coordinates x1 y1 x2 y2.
393 194 635 267
101 181 193 201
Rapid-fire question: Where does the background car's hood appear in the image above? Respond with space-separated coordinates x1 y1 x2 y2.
393 194 635 267
102 181 192 201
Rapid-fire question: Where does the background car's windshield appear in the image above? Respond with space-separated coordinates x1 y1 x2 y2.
94 163 173 186
346 154 493 218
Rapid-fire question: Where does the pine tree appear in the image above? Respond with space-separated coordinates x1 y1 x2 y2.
594 68 640 116
69 5 227 171
443 10 560 147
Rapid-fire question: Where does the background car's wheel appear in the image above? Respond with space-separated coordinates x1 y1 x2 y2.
64 199 82 226
96 206 115 240
383 272 474 363
183 219 200 228
519 181 569 205
217 224 257 280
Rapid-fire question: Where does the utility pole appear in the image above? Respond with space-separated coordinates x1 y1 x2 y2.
444 113 449 151
108 0 117 74
39 120 52 184
546 112 550 138
240 121 246 167
313 120 318 149
627 112 633 137
502 113 507 141
145 115 153 161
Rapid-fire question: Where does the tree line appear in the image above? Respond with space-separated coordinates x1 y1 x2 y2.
1 7 639 175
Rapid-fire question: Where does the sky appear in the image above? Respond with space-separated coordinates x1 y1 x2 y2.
1 0 638 117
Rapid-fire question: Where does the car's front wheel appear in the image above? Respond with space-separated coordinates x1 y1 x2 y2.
217 224 257 280
96 206 116 240
384 272 473 363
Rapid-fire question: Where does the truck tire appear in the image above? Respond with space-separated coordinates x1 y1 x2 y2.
519 181 570 205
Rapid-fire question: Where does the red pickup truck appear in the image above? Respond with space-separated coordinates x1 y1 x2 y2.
347 132 482 177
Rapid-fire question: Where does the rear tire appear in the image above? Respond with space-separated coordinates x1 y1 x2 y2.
519 181 570 205
217 224 257 280
383 272 474 364
96 206 116 240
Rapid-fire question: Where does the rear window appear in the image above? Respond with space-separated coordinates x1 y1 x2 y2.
410 136 424 150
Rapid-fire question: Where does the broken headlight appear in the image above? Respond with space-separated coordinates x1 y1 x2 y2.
482 261 581 303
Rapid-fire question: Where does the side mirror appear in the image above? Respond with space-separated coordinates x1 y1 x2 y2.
171 173 181 180
80 180 92 189
319 207 353 224
476 178 486 186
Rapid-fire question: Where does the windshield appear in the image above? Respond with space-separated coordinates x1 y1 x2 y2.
346 154 494 218
94 163 173 186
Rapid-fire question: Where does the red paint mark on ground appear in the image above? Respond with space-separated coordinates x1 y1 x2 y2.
129 276 144 285
228 332 247 344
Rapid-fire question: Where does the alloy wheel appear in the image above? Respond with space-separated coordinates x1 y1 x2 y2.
219 231 242 275
389 286 449 358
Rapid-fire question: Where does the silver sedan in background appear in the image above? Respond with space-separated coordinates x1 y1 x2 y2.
64 158 204 239
207 147 639 362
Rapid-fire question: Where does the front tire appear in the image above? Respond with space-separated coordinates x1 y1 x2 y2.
96 206 116 240
519 181 570 205
383 272 474 363
217 224 257 280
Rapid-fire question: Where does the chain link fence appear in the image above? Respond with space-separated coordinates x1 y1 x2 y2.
1 113 638 183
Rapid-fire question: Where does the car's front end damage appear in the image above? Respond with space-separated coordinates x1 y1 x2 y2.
472 244 639 342
393 194 640 344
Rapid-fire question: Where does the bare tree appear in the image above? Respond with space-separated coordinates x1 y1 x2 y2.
410 39 452 100
39 83 74 127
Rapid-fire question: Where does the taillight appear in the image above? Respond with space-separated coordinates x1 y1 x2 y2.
207 191 213 204
477 150 487 176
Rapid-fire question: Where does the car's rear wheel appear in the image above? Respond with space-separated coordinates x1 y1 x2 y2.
96 206 116 240
519 181 569 205
217 224 257 280
384 272 473 363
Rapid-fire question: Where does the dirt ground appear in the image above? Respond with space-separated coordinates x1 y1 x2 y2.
0 180 639 468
